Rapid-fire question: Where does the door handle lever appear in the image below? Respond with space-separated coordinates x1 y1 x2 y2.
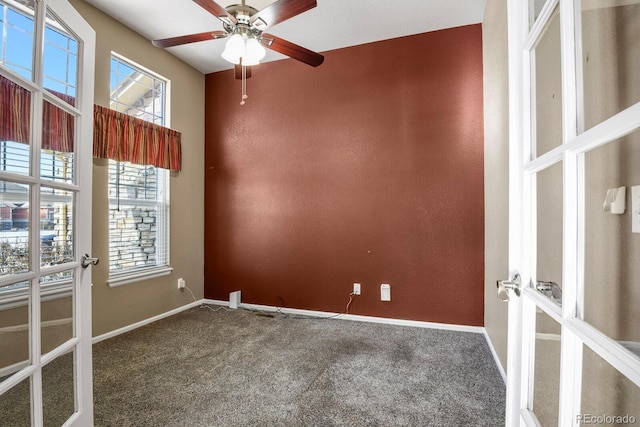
497 273 521 302
81 253 99 269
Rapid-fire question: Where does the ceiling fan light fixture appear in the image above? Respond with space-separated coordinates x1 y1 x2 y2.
221 33 245 64
242 37 266 66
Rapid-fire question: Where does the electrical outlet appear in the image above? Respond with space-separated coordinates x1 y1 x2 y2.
380 284 391 301
177 278 185 289
353 283 361 295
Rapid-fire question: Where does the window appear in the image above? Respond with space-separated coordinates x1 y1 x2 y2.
107 54 170 286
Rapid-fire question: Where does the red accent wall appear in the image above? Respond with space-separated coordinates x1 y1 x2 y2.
204 24 484 326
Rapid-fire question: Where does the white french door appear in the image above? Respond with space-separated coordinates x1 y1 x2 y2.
505 0 640 425
0 0 95 425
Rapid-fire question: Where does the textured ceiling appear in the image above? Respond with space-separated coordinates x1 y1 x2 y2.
84 0 487 74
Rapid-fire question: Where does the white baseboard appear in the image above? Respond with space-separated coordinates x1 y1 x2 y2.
202 299 484 334
205 299 230 306
0 317 72 334
92 301 202 344
484 329 507 384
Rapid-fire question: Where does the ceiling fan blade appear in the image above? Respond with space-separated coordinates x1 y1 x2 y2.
260 33 324 67
152 30 228 48
192 0 237 25
250 0 316 29
234 64 252 79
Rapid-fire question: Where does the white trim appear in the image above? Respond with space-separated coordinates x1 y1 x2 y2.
41 337 78 367
0 272 35 288
525 0 559 51
0 363 37 396
0 317 71 333
535 332 561 342
567 318 640 387
203 299 484 333
521 408 542 427
567 102 640 155
523 287 562 323
91 300 200 344
205 299 230 306
107 266 173 288
484 329 507 384
0 338 79 380
0 360 29 379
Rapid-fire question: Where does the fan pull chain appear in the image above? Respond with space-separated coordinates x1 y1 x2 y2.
240 65 248 105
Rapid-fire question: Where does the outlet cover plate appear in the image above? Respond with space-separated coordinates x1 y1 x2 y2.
380 284 391 301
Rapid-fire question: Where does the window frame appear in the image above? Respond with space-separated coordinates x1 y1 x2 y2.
106 53 172 287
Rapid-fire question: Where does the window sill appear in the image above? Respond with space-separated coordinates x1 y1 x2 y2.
107 266 173 288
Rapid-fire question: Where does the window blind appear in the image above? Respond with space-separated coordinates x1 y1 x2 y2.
107 160 169 274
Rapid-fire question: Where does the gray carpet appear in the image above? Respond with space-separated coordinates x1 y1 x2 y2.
2 306 506 426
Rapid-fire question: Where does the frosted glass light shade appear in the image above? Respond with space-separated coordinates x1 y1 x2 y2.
242 37 266 66
221 34 244 64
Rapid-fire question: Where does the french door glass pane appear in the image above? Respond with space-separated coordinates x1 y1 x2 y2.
536 162 563 305
533 5 562 158
0 0 35 81
0 141 30 176
0 75 31 176
581 345 640 423
42 350 75 426
0 298 29 380
530 0 547 28
581 2 640 131
40 272 73 355
0 376 30 425
583 131 640 356
532 310 561 426
41 102 75 183
0 180 30 276
41 149 74 183
40 187 73 266
43 7 77 106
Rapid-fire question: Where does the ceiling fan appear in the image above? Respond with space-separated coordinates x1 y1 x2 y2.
152 0 324 79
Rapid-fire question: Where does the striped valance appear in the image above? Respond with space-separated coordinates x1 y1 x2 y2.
93 105 182 171
1 75 75 152
1 78 181 170
0 75 30 145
